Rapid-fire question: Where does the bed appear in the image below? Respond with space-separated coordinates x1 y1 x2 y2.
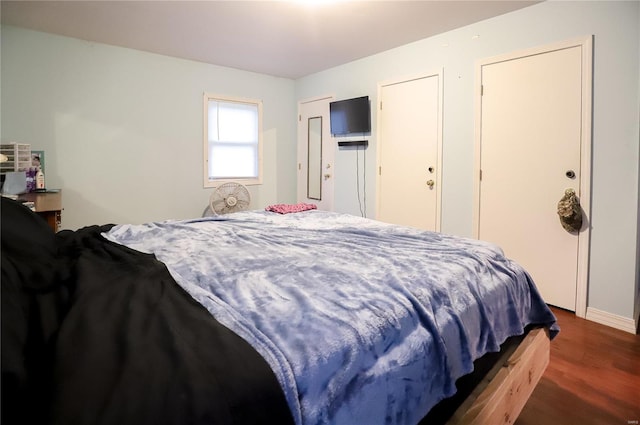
1 197 558 425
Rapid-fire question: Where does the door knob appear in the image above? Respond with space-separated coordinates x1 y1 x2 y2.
426 180 435 188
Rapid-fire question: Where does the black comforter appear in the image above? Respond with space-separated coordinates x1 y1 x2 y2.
1 197 293 425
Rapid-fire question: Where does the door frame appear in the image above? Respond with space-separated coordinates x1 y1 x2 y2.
375 70 444 231
297 94 335 210
472 36 593 318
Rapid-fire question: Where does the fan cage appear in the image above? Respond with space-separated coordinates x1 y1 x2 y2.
209 182 251 215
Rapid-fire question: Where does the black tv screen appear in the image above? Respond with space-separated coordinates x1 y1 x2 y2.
330 96 371 136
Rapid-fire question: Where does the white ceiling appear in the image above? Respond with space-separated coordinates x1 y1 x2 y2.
1 0 539 79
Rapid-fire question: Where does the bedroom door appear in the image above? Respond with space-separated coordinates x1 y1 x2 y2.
474 37 592 315
376 72 442 231
297 96 334 211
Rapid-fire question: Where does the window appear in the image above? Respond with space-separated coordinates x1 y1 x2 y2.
203 94 263 187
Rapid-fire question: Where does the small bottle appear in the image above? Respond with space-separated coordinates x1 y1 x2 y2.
36 168 45 190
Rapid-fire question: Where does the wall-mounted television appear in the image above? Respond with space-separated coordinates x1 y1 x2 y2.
329 96 371 136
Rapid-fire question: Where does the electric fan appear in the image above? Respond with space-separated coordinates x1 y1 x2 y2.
209 182 251 215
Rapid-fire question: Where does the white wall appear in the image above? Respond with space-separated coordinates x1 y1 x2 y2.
295 1 640 322
1 26 297 228
636 1 640 331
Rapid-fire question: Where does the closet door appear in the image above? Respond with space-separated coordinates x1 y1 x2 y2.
474 38 592 314
377 73 442 231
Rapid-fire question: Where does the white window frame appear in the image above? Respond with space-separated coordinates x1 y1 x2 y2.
203 93 263 187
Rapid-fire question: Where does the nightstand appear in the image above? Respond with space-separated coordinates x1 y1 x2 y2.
17 190 62 232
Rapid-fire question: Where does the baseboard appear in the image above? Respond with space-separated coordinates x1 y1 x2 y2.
635 292 640 334
586 307 637 334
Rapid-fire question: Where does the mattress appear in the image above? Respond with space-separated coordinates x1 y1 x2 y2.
104 210 558 425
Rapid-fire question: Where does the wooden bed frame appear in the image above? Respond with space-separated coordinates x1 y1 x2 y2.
447 328 550 425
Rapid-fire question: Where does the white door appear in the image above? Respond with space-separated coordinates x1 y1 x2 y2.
474 38 592 314
377 73 442 231
297 96 334 211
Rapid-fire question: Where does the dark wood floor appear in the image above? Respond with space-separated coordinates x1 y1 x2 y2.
516 307 640 425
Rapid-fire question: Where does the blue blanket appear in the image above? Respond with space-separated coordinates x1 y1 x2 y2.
104 210 557 425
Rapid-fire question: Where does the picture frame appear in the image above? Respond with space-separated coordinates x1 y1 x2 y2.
31 150 45 174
